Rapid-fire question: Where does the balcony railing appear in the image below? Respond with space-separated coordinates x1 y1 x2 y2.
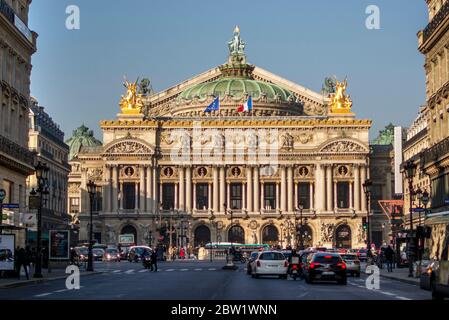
0 134 35 167
423 0 449 44
422 135 449 166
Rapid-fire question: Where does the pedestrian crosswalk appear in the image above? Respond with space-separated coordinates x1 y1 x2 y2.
95 267 222 275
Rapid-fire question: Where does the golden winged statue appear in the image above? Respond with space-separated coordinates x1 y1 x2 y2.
329 78 353 114
120 78 144 114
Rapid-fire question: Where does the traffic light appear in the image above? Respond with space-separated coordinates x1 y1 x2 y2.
362 217 368 231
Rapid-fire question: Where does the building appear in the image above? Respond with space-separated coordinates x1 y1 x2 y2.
65 124 102 244
418 0 449 207
417 0 449 260
402 106 430 225
27 98 71 246
369 124 397 246
68 28 372 250
0 0 37 245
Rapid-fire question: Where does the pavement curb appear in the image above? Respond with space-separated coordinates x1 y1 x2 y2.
362 270 420 286
0 271 103 289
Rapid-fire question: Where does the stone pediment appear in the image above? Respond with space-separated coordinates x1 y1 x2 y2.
103 135 154 156
319 139 368 154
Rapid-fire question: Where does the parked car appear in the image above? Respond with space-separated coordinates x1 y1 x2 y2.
92 248 105 261
246 252 259 275
128 246 152 262
303 252 347 285
427 260 449 300
103 248 120 262
250 251 289 279
341 253 361 277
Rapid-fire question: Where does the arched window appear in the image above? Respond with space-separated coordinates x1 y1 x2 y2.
228 225 245 244
262 225 279 246
194 225 211 247
335 224 352 249
120 225 137 245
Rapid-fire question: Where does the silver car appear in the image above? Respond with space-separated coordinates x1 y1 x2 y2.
341 254 361 277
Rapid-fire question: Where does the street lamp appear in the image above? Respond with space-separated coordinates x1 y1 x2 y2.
86 180 96 272
32 161 49 278
403 160 417 278
362 179 373 250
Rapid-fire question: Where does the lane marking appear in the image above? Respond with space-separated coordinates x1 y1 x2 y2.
180 269 189 272
380 292 395 296
139 269 148 273
166 269 175 272
396 296 412 300
194 268 203 271
208 268 217 271
34 293 53 297
54 289 68 293
125 269 135 274
112 270 121 273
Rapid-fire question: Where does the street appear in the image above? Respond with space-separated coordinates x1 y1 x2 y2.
0 260 431 300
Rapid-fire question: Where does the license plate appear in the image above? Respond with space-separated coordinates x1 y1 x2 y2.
322 272 335 276
292 270 298 274
268 265 278 268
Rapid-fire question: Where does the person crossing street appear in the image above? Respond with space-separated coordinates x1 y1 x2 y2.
150 248 158 272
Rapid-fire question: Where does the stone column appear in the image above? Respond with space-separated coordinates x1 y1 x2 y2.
146 166 153 212
310 182 314 209
213 167 219 212
354 165 360 211
281 166 287 212
159 182 163 209
153 166 159 212
220 166 226 212
186 167 192 213
253 167 260 213
246 167 253 212
105 166 112 212
242 182 246 211
174 183 178 210
120 182 124 211
81 168 88 213
260 182 265 210
227 182 231 210
326 165 333 211
112 166 118 212
287 166 294 212
294 182 298 210
208 182 212 210
135 182 139 211
334 181 338 210
349 181 353 209
140 167 145 212
178 167 185 211
276 182 280 210
360 165 367 212
315 164 325 212
193 182 197 210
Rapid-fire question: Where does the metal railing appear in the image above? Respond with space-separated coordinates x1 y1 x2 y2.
0 134 35 166
423 1 449 43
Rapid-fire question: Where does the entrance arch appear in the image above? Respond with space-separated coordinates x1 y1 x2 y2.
121 225 138 245
262 225 279 246
335 224 352 249
228 225 245 244
194 225 211 247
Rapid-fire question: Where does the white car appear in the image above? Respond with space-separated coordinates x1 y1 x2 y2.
250 251 289 279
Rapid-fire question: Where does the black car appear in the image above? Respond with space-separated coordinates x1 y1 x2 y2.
303 253 347 285
128 246 152 262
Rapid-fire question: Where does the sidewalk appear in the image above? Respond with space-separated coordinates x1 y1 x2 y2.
361 263 420 286
0 266 101 289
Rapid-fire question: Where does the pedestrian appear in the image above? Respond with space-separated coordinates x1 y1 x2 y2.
385 245 395 273
16 247 29 280
180 247 185 260
150 248 158 272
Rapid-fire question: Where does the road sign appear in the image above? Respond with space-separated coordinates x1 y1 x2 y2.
0 189 6 201
1 204 19 209
412 208 426 213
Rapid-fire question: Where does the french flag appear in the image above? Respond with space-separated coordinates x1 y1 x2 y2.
237 96 253 113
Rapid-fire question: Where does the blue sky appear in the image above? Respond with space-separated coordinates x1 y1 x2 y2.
28 0 428 141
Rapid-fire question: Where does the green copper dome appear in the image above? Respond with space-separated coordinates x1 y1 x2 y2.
65 125 102 160
178 78 295 103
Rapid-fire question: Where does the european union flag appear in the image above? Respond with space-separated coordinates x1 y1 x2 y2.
204 97 220 113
